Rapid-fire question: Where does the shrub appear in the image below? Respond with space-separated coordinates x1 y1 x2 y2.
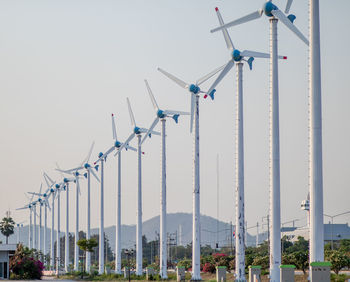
203 262 216 273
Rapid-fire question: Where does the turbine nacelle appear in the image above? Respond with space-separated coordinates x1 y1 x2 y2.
74 171 79 177
233 49 242 61
263 1 278 17
189 84 200 94
38 198 42 202
98 152 103 158
114 141 122 148
50 188 54 193
43 193 47 198
55 184 60 189
134 126 141 134
157 109 166 118
28 204 32 208
64 178 69 183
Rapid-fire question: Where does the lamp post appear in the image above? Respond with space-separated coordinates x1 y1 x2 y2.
124 249 134 282
324 211 350 250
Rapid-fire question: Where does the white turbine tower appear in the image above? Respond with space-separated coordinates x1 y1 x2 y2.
211 2 308 280
81 143 100 273
207 7 274 280
54 182 65 274
43 172 55 264
158 64 225 280
115 97 160 276
141 80 189 279
16 194 35 248
97 115 135 274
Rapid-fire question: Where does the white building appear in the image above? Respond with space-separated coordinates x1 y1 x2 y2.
0 244 16 279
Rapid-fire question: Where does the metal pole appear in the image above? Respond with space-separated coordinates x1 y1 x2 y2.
216 154 219 249
331 217 334 250
230 221 233 256
65 183 70 272
39 204 42 251
160 119 168 279
29 209 32 248
57 192 61 274
86 171 91 273
309 0 324 264
269 17 281 282
34 204 37 249
235 62 246 281
44 204 47 262
192 94 201 280
116 152 122 274
256 222 259 247
136 134 143 276
51 194 55 270
74 182 79 271
99 160 105 274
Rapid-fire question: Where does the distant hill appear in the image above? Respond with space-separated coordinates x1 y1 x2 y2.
1 213 264 252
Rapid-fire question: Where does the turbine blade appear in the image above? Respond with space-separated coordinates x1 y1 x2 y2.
112 114 117 140
211 10 263 33
157 68 189 89
190 93 195 133
101 146 115 159
196 63 227 86
59 166 84 174
285 0 293 14
43 172 55 186
271 9 309 46
127 98 136 127
144 80 159 111
206 60 234 97
85 141 95 164
141 117 159 145
39 183 42 195
125 144 137 151
139 127 160 135
114 133 135 156
240 50 270 58
214 7 234 51
163 110 190 116
88 167 100 183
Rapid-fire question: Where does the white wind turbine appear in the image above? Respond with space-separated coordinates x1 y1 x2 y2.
80 143 100 273
207 7 280 280
28 184 44 252
54 181 65 273
16 193 35 248
56 160 89 272
157 64 225 280
211 2 308 280
141 80 189 279
114 97 160 276
97 114 135 274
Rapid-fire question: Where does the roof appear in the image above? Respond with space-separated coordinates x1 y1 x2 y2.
0 244 17 251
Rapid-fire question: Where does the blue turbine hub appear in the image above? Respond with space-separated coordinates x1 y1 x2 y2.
55 184 60 189
74 171 79 177
38 198 42 202
98 152 103 158
233 49 242 61
189 84 200 94
28 204 32 208
50 188 54 193
43 193 47 198
84 163 90 169
114 141 121 148
134 126 141 134
157 109 165 118
33 202 36 206
263 1 278 17
64 178 69 183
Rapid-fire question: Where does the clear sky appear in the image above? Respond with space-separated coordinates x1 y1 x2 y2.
0 0 349 234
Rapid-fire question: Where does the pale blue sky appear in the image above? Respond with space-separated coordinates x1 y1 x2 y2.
0 0 349 234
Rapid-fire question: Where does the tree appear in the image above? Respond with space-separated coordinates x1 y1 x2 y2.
325 250 349 275
77 238 98 275
0 216 15 244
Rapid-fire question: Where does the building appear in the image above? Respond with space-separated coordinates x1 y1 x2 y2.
0 244 16 279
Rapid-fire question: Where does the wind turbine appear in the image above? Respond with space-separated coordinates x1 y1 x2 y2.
210 2 308 280
157 64 224 280
16 193 35 248
54 181 65 274
207 7 280 280
16 222 25 244
141 79 189 279
115 97 160 276
28 185 43 251
81 143 100 273
56 163 85 272
98 114 135 274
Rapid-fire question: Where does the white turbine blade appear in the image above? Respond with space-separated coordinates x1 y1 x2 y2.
39 183 42 195
271 9 309 46
28 192 43 196
88 167 100 183
45 199 51 211
125 144 137 151
114 133 136 156
214 7 234 51
206 60 235 97
211 10 263 33
190 93 195 133
16 206 28 211
43 172 55 186
139 127 160 135
85 141 95 164
157 68 189 89
196 63 227 86
112 114 117 140
240 50 270 58
163 110 190 116
59 166 84 174
141 117 159 145
101 146 115 159
144 80 159 111
285 0 293 14
127 98 136 127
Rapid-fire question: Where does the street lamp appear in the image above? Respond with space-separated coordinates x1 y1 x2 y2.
124 249 134 282
324 211 350 250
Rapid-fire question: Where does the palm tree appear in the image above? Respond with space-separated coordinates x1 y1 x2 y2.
0 216 15 244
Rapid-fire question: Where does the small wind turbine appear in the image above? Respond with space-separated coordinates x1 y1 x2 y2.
141 80 189 279
28 185 44 251
115 97 159 276
42 172 54 263
210 2 308 280
157 64 224 280
54 181 65 274
98 114 135 274
208 7 279 280
16 193 35 248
